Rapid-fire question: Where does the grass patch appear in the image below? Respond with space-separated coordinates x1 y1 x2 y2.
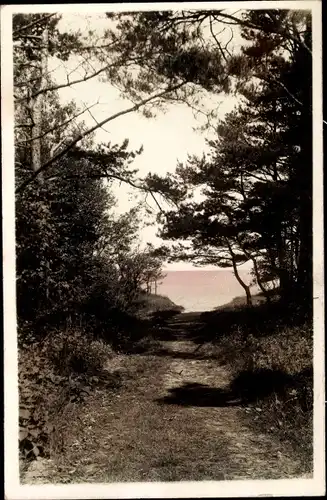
200 295 310 343
211 303 313 471
132 292 184 319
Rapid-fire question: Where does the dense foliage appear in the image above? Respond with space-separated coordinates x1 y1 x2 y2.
14 13 167 462
14 13 166 339
150 10 313 310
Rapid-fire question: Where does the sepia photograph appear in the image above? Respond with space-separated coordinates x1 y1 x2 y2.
2 1 324 498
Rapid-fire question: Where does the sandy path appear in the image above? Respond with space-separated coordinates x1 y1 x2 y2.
23 323 309 484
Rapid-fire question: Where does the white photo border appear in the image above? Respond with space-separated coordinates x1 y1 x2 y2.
2 2 325 498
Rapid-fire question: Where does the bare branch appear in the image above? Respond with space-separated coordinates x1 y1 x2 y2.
17 55 144 101
16 101 99 145
149 190 164 213
16 62 112 101
16 81 187 194
224 27 234 56
272 79 304 108
209 16 227 63
80 99 112 137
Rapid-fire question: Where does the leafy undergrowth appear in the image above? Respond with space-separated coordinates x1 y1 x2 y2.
214 319 313 471
19 329 122 468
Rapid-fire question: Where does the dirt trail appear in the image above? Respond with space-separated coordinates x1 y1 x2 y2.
22 314 309 484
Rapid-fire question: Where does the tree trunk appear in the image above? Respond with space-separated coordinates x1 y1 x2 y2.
233 265 252 306
226 239 252 306
276 227 292 301
236 236 270 303
29 29 50 305
30 28 48 183
251 256 271 303
237 174 270 303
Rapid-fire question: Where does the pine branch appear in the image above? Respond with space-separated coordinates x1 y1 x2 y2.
13 13 58 37
217 12 312 55
16 81 187 194
16 62 116 101
16 101 99 145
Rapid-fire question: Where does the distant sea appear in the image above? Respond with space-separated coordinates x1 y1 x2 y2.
157 270 260 313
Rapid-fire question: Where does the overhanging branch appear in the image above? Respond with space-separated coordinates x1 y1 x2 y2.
16 81 187 194
16 101 99 145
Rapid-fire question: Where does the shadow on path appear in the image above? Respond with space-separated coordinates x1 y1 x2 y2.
156 382 241 407
156 369 299 408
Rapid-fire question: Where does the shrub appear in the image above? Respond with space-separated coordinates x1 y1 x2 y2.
45 329 114 376
19 328 116 463
19 341 63 461
247 325 312 375
215 321 313 467
217 323 312 376
132 292 184 320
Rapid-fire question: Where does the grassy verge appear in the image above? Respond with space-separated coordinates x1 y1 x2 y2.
207 297 313 470
19 328 122 471
132 292 184 319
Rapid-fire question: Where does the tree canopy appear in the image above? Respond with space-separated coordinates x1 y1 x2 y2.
13 8 313 330
146 9 313 307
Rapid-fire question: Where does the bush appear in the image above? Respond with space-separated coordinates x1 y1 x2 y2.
19 341 64 462
19 328 117 464
215 321 313 466
45 329 114 376
217 323 312 376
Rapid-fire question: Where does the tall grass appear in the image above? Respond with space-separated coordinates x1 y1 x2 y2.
216 316 313 469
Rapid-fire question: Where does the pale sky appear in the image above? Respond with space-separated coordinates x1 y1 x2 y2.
50 12 251 271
